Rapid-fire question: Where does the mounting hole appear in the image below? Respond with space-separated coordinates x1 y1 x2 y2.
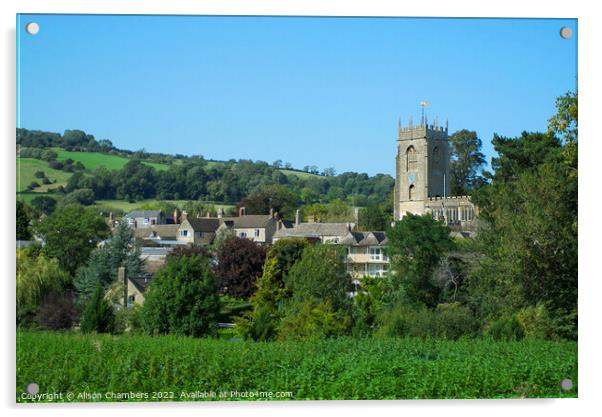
559 27 572 39
25 22 40 35
560 378 573 391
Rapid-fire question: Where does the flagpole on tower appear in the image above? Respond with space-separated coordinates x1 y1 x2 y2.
420 101 429 126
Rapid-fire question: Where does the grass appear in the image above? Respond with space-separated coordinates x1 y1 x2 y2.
280 169 322 179
16 331 577 402
53 148 169 172
16 158 73 193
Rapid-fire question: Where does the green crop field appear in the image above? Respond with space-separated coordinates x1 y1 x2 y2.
16 331 577 402
53 148 169 172
16 158 73 192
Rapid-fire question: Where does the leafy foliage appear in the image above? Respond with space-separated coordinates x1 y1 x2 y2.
215 237 267 299
33 204 110 275
142 254 221 337
79 285 115 334
16 249 71 325
16 201 31 240
74 221 141 302
449 129 486 195
385 214 454 308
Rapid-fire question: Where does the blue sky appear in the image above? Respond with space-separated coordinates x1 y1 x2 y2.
17 15 577 176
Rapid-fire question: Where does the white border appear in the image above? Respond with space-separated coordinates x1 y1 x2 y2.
2 1 600 417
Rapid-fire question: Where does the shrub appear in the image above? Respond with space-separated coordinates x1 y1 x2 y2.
377 303 480 340
34 170 45 178
27 181 40 190
36 292 78 330
63 189 96 206
516 303 577 341
114 304 143 335
79 285 116 334
277 299 349 341
42 177 51 185
486 316 525 341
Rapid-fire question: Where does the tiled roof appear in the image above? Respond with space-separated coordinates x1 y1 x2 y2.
221 215 276 229
339 231 388 246
185 218 221 232
273 222 353 239
129 274 153 293
133 225 179 240
124 210 162 219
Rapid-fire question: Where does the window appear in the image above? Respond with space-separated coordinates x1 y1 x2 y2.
239 232 247 238
369 247 381 261
409 184 415 201
406 146 417 171
254 229 260 237
143 218 149 224
432 146 440 169
179 230 188 237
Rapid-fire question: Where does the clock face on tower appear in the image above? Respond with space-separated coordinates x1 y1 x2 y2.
407 173 416 184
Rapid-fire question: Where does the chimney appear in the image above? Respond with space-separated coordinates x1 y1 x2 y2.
239 206 246 217
269 207 274 218
173 208 179 224
206 211 211 218
295 209 300 227
181 210 188 223
218 207 224 219
354 207 359 224
118 267 127 307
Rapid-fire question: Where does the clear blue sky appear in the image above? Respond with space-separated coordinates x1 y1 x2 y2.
17 14 577 176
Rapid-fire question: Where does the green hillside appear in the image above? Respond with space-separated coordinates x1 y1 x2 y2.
16 158 72 192
53 148 169 172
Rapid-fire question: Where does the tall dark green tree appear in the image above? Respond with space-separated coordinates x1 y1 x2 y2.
385 214 454 308
16 201 31 240
449 129 486 195
74 221 141 302
79 285 115 334
142 254 220 337
468 92 577 339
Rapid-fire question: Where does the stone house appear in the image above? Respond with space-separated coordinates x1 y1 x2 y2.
339 231 389 280
177 216 221 245
217 207 282 245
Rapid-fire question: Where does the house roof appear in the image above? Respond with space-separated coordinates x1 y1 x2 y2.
124 210 162 219
184 218 221 232
128 274 153 293
221 215 276 229
140 247 171 257
273 222 353 239
133 225 180 240
339 231 388 246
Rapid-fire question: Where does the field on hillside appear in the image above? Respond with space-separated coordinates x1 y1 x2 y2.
53 148 169 172
95 199 235 213
17 331 577 402
16 158 73 192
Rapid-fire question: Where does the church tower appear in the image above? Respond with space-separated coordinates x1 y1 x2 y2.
394 116 450 221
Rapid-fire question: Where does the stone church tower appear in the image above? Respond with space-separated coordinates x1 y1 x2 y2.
394 118 451 221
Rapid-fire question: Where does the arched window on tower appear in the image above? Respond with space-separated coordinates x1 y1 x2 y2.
406 146 417 171
409 184 415 201
433 146 440 168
